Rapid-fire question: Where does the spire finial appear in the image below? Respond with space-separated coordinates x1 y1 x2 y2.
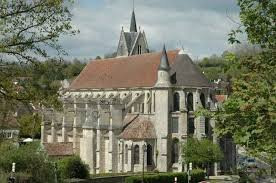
130 5 137 32
133 0 135 11
158 44 170 71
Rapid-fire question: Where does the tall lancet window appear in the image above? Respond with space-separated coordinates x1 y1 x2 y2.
138 45 142 54
172 138 179 163
200 93 206 108
125 145 128 164
187 93 194 111
173 92 180 112
134 145 140 164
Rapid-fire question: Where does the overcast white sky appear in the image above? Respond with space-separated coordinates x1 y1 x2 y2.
59 0 242 60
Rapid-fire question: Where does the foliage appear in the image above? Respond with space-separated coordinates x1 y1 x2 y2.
214 0 276 162
57 155 89 179
182 138 223 167
0 0 77 117
17 113 41 138
125 169 205 183
0 141 56 183
104 52 117 59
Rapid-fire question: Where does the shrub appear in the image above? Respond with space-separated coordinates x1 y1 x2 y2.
0 142 56 183
125 169 205 183
57 156 89 179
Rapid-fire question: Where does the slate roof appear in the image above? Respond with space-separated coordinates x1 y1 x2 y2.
170 53 211 87
119 115 156 139
43 142 74 156
70 50 211 90
130 10 137 32
124 32 139 53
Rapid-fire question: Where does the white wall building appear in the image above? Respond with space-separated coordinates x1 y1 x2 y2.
41 9 235 174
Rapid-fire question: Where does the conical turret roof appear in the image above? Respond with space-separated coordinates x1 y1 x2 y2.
158 45 170 71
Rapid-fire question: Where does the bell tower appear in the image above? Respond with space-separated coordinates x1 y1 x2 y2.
116 5 149 57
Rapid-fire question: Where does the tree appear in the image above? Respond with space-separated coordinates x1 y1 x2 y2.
182 138 223 176
214 0 276 165
57 156 89 179
0 0 77 112
17 113 41 138
0 142 56 183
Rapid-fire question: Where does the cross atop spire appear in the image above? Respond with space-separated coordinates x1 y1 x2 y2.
130 7 137 32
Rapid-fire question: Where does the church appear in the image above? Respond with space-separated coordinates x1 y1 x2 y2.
41 9 235 174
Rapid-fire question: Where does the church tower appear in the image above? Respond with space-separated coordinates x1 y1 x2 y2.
116 9 149 57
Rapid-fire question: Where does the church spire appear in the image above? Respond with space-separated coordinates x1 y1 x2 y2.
130 9 137 32
158 45 170 71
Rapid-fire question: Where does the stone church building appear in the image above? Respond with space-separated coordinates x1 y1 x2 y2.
41 10 235 174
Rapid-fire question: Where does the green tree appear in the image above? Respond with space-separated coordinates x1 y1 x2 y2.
182 138 223 176
214 0 276 168
17 113 41 138
57 155 89 179
0 0 77 112
0 142 56 183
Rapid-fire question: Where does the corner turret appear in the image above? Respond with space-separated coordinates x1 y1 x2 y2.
155 45 171 87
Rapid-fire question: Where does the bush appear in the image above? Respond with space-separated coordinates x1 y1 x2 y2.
125 169 205 183
0 142 56 183
57 156 89 179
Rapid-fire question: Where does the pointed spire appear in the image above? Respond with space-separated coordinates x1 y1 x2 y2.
130 10 137 32
158 45 170 71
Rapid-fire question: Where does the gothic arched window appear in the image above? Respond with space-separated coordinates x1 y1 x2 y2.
173 92 180 112
200 93 206 108
147 144 153 165
134 145 140 164
187 93 194 111
125 145 128 164
205 118 209 135
138 45 142 54
188 118 195 135
171 138 179 163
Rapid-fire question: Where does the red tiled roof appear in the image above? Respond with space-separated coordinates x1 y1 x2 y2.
0 113 19 129
119 116 156 139
215 95 228 103
43 142 73 156
70 50 179 89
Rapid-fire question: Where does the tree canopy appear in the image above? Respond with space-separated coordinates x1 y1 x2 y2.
214 0 276 162
182 138 223 166
0 0 77 111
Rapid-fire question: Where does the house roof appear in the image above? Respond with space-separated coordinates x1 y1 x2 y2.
70 49 211 90
215 95 228 103
70 50 178 90
0 113 19 129
43 142 74 156
119 115 156 140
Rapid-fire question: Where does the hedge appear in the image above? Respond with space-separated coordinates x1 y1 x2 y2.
57 155 90 179
125 169 205 183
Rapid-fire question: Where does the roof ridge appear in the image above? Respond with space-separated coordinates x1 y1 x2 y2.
90 49 179 63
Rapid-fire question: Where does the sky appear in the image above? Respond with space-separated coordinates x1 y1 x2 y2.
59 0 242 60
